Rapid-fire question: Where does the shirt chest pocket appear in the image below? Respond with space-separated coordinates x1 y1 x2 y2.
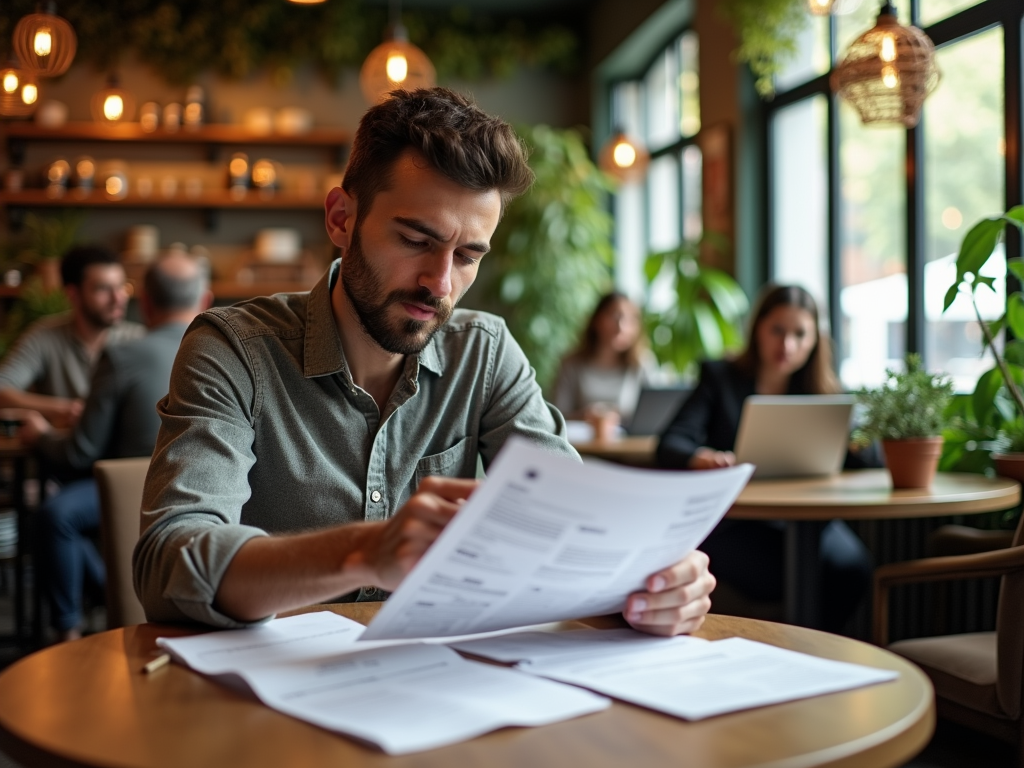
414 436 478 487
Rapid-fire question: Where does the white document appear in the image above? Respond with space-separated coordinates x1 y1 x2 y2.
159 613 609 755
451 627 708 664
361 438 753 641
458 632 899 721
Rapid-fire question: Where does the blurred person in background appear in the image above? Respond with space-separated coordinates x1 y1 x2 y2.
0 246 144 428
657 284 878 633
19 252 211 642
553 292 662 430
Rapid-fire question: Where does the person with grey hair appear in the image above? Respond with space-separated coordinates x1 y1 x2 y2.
20 251 211 642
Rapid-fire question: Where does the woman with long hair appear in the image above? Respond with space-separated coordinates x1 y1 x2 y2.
553 292 660 423
657 284 877 632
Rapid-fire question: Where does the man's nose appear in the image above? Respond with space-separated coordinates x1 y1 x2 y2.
419 251 453 298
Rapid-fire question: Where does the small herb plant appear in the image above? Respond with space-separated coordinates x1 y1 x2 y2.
856 354 953 443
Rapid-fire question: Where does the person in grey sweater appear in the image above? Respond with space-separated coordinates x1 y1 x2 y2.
20 252 211 641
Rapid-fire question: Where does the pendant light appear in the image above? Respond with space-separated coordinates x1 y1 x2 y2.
359 0 435 105
830 1 940 128
598 128 650 184
0 61 40 117
91 74 135 124
13 1 77 78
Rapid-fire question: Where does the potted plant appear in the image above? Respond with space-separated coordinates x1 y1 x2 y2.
643 236 749 381
18 210 83 292
941 206 1024 482
856 354 954 488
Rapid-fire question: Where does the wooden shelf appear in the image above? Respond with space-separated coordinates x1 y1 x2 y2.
1 122 349 147
0 189 324 210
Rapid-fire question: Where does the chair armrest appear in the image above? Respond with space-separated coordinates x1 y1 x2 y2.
927 524 1015 557
873 546 1024 646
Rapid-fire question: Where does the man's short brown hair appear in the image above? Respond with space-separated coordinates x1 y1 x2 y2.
342 87 534 222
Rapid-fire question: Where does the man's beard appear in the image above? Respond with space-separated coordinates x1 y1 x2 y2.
81 303 120 330
341 227 454 355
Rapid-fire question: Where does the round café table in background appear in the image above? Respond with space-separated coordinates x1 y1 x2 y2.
729 469 1021 628
0 603 933 768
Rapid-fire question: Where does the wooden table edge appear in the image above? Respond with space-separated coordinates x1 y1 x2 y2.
0 611 936 768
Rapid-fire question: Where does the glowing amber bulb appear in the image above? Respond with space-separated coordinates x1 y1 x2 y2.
612 141 637 169
879 34 897 63
881 65 899 89
229 157 248 176
105 176 124 196
386 52 409 83
103 94 124 121
34 28 53 57
2 72 19 94
21 83 38 105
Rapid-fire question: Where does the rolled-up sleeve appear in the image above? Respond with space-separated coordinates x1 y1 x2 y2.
478 321 580 467
132 317 269 627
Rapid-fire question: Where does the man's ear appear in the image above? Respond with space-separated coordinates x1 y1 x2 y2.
325 187 357 250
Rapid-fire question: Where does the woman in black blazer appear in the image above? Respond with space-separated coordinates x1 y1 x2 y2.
657 285 877 633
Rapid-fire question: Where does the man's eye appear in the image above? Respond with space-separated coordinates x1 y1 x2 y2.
400 235 427 248
457 253 480 266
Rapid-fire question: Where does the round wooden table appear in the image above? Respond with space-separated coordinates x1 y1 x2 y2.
728 470 1021 627
571 435 657 466
0 604 934 768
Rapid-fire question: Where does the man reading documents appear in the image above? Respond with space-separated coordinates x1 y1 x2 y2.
134 87 715 636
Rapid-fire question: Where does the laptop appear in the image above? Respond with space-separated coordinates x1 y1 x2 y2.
734 395 855 479
625 385 692 436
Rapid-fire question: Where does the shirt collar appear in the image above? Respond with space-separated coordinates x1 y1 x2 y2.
302 259 445 380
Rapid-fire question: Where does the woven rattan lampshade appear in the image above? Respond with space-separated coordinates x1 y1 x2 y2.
360 22 435 105
830 1 940 128
0 62 39 117
598 130 650 184
13 2 77 78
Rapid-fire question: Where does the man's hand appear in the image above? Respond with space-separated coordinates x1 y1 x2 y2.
17 409 52 448
48 398 84 429
624 550 716 636
689 448 736 469
346 476 480 590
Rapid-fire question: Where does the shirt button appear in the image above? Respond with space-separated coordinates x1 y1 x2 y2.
370 490 382 503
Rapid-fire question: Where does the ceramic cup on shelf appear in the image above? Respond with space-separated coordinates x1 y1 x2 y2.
140 102 160 132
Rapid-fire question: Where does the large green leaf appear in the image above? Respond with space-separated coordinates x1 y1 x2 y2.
972 367 1004 426
692 303 724 359
954 218 1005 286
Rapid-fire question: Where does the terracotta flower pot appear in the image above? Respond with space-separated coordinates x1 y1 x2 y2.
882 436 944 489
991 453 1024 485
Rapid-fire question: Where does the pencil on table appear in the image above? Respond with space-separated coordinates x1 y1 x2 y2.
143 653 171 674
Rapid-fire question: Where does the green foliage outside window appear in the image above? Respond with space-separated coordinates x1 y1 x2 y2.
718 0 807 97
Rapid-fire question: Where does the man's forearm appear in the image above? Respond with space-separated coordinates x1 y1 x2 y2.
0 389 74 421
213 522 380 622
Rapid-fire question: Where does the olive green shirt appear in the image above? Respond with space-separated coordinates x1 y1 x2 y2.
134 261 577 627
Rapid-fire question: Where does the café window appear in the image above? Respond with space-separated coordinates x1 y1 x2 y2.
610 30 702 298
766 0 1022 391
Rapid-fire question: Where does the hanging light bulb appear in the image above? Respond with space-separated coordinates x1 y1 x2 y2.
13 1 77 77
0 61 40 117
830 1 940 127
598 129 650 184
91 74 135 124
360 2 435 105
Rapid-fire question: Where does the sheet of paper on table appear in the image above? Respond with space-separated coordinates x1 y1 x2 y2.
361 438 754 641
452 629 899 720
158 612 610 755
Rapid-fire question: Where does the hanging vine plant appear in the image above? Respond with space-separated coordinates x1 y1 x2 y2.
0 1 580 84
718 0 809 98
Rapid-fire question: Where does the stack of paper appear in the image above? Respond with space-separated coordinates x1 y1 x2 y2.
158 612 610 754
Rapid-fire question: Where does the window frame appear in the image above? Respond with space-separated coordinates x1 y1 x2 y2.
764 0 1023 371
